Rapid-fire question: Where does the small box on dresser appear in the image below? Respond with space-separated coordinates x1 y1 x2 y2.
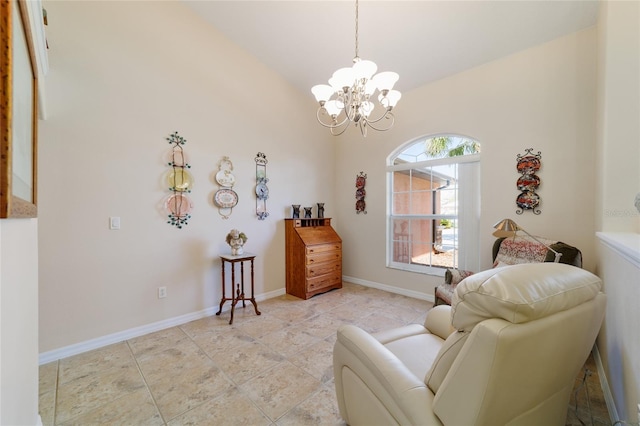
285 218 342 299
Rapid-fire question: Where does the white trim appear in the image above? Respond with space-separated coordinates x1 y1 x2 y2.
387 153 480 171
343 275 435 303
38 288 285 365
24 0 48 77
386 133 481 164
593 344 617 424
23 0 48 119
596 232 640 269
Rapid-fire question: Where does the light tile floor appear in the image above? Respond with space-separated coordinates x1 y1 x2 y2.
566 351 611 426
39 282 609 425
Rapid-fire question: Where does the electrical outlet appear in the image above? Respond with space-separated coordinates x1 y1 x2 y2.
158 287 167 299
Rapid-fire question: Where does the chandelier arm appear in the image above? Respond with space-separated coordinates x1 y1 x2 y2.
316 108 350 130
331 122 352 136
363 112 395 132
363 108 393 124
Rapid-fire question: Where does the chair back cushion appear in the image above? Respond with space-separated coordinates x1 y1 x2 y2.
451 263 602 332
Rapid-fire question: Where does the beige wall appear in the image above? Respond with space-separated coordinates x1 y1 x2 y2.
596 1 640 233
38 0 332 353
334 28 597 296
0 220 39 425
595 1 640 422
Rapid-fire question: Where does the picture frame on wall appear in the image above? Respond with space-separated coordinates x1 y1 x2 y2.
1 0 38 218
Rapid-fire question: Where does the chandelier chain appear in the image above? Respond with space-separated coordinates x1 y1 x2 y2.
354 0 359 59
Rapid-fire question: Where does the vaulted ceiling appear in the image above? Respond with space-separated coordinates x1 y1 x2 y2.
184 1 599 96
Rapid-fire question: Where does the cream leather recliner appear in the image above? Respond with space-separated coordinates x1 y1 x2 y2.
333 263 606 425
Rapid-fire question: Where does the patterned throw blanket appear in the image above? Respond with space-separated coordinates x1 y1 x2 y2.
492 235 557 267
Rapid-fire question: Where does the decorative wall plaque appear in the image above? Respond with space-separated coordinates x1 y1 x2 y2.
164 131 193 228
515 148 542 215
356 171 367 214
213 156 238 219
255 152 269 220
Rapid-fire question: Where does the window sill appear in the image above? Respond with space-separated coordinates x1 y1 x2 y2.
387 263 447 277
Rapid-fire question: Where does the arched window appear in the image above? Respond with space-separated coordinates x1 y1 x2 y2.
387 135 481 275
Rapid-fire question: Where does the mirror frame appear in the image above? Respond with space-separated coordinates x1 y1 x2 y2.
0 0 38 218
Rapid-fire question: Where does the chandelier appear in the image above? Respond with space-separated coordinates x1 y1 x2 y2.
311 0 401 137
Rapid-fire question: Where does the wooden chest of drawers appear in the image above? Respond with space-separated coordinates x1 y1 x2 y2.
285 218 342 299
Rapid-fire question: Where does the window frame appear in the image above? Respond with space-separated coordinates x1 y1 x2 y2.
387 139 480 276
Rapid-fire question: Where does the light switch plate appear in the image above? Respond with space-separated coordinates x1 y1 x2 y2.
109 217 121 230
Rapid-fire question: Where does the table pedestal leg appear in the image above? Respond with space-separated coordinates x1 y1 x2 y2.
229 262 236 324
216 260 226 316
249 258 261 316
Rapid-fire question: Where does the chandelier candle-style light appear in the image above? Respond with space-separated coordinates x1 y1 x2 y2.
311 0 401 137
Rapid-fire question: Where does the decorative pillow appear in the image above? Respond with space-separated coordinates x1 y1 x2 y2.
544 241 582 266
450 263 602 332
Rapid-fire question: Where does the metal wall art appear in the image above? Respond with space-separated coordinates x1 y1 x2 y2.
255 152 269 220
515 148 542 215
356 172 367 214
164 131 193 229
213 156 238 219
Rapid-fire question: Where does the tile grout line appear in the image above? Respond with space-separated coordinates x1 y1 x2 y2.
189 311 333 423
174 322 277 424
124 339 168 425
52 360 59 426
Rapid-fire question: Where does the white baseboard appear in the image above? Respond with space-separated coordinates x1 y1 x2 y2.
39 288 285 365
593 344 617 424
342 275 435 303
39 280 432 365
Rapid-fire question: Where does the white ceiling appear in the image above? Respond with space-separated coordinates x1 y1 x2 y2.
183 1 599 95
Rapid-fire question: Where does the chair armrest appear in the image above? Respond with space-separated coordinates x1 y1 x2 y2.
445 268 475 285
424 305 455 340
334 325 441 425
